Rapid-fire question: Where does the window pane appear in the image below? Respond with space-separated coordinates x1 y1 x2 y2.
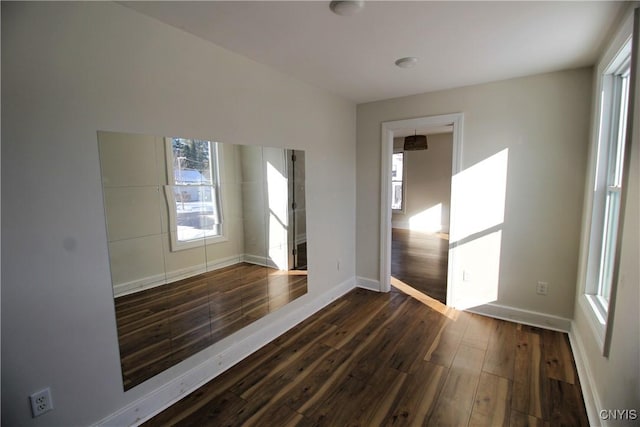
168 138 223 244
392 153 403 182
391 152 404 210
613 75 629 186
598 190 620 303
391 181 403 210
173 185 221 242
172 138 213 184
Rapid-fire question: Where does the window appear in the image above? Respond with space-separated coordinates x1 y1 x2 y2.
585 40 631 325
391 152 405 211
165 137 224 250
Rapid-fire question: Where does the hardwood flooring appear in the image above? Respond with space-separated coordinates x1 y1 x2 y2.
115 263 307 390
392 228 449 304
144 285 588 426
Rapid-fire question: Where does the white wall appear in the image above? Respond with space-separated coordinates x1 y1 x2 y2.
240 144 270 264
571 8 639 425
392 133 453 233
1 2 355 426
357 68 592 319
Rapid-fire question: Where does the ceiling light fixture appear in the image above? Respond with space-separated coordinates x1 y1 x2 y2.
395 57 418 69
329 1 365 16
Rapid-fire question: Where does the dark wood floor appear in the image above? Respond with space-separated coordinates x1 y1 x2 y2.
144 285 588 426
392 228 448 304
115 263 307 390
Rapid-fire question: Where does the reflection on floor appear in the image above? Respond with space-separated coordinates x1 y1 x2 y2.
114 263 307 390
144 285 588 426
391 228 448 304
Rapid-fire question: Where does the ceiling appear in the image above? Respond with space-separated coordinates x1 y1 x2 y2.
124 1 626 104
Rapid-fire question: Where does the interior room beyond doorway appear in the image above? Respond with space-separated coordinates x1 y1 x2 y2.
391 131 453 304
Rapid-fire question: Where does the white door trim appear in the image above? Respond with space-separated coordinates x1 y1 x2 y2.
379 113 464 306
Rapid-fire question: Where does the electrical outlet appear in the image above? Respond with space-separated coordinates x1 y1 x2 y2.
29 387 53 417
536 281 548 295
463 270 472 282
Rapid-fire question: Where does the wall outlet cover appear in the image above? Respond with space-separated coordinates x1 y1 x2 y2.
29 388 53 417
536 281 548 295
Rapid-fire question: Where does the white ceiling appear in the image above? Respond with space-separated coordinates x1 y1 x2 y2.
124 1 626 104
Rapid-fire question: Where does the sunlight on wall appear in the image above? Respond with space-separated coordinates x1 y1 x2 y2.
450 149 509 242
449 149 509 310
452 231 502 310
267 161 289 270
267 162 288 223
409 203 443 233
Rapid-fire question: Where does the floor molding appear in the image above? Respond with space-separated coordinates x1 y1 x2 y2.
95 277 356 427
569 322 605 427
113 255 245 298
356 276 381 292
466 302 571 332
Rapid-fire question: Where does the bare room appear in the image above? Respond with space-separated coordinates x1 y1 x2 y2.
2 1 638 426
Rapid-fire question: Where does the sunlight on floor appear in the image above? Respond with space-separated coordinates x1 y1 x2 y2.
391 276 458 320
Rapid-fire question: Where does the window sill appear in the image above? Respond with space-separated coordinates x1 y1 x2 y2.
169 234 228 252
580 294 607 353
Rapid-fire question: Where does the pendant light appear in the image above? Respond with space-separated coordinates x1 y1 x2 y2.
404 130 428 151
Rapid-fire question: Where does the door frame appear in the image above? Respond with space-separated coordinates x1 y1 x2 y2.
379 113 464 306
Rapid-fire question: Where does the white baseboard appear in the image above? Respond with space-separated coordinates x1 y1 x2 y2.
113 255 260 298
569 322 605 427
355 280 570 332
95 276 356 427
113 272 168 298
243 253 279 269
207 255 246 271
466 303 571 332
390 222 449 234
391 220 409 229
356 276 381 292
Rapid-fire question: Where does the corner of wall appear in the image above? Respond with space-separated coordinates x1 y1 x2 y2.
356 276 381 292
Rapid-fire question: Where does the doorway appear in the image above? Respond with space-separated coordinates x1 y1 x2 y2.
390 129 453 303
380 113 463 306
288 149 307 270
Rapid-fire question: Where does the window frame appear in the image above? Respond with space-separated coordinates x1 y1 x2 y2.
164 137 226 251
587 54 630 315
391 150 406 213
581 23 635 356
